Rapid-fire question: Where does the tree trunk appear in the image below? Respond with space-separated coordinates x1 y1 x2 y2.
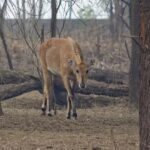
38 0 43 19
139 1 150 149
113 0 121 41
22 0 26 32
16 0 21 19
0 30 13 70
0 101 3 116
129 0 140 105
0 0 13 70
109 0 115 39
51 0 57 37
32 0 36 19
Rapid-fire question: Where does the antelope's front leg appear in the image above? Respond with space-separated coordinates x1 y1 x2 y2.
63 77 73 119
63 77 77 119
70 80 77 119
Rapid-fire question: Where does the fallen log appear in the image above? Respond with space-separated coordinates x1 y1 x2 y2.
54 77 128 97
55 92 127 108
0 80 41 101
0 69 128 85
88 69 128 84
0 70 38 84
0 70 128 101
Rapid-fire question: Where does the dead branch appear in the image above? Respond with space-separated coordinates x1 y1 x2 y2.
88 69 128 84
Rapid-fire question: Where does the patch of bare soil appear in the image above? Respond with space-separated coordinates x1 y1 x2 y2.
0 91 138 150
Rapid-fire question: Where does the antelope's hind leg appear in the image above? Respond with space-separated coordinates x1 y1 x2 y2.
67 95 72 119
46 73 53 116
41 94 47 115
52 76 57 115
42 68 53 116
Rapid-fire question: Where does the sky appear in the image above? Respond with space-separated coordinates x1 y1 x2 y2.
0 0 108 19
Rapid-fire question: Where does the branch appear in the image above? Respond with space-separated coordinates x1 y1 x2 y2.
124 40 131 61
120 15 130 30
1 0 7 16
122 34 145 51
56 0 62 13
121 0 130 6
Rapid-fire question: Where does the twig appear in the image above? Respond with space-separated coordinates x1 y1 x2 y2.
124 40 131 61
122 34 139 38
122 34 145 51
120 16 130 30
121 0 130 6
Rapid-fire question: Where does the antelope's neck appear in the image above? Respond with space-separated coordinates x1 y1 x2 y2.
73 48 83 65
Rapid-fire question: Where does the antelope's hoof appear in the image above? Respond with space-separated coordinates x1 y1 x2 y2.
46 112 52 117
41 107 46 112
72 113 77 119
67 113 71 119
41 108 46 116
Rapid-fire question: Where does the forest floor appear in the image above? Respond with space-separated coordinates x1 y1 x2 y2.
0 91 138 150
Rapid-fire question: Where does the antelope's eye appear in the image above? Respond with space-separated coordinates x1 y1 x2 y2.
76 70 79 73
86 70 89 74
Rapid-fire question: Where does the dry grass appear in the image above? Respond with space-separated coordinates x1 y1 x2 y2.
0 91 138 150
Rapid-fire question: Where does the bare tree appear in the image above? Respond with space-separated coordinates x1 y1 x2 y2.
109 0 115 39
139 0 150 149
22 0 26 32
0 0 13 70
51 0 61 37
129 0 140 105
38 0 43 19
51 0 57 37
16 0 21 18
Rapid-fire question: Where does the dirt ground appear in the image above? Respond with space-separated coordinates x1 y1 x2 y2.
0 91 138 150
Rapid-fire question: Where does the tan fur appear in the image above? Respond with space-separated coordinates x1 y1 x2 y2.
39 37 89 118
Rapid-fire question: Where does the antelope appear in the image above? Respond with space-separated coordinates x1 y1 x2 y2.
39 37 93 119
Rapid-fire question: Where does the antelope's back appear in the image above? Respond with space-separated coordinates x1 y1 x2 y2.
39 37 78 75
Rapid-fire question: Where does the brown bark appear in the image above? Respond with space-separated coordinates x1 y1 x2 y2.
139 1 150 149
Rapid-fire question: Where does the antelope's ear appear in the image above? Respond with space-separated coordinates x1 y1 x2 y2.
68 59 75 68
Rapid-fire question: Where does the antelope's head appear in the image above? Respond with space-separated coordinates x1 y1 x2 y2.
68 60 95 89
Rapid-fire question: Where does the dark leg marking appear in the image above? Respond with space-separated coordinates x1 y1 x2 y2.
67 112 71 119
72 112 77 119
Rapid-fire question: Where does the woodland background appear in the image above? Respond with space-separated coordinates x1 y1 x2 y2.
0 0 149 150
